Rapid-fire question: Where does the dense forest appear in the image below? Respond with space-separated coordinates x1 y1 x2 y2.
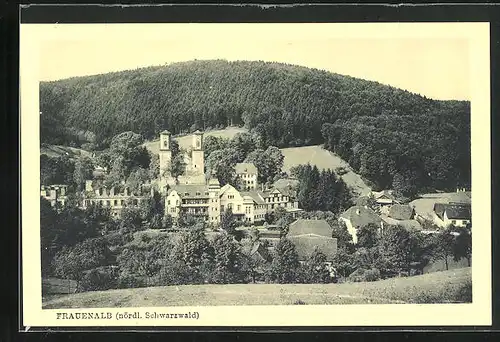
40 59 471 193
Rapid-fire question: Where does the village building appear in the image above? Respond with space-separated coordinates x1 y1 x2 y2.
165 182 220 223
164 181 302 225
338 205 383 244
433 203 471 228
40 184 68 208
235 162 258 190
81 180 150 218
286 219 338 278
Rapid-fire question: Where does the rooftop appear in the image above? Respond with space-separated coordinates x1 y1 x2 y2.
288 219 333 238
388 204 415 220
169 184 210 198
434 203 471 220
339 205 382 228
235 162 258 175
288 235 338 262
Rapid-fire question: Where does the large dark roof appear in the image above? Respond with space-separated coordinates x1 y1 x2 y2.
288 235 338 262
288 219 332 238
169 184 210 198
434 203 471 220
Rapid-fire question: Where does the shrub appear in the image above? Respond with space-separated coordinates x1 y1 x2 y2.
293 299 306 305
79 266 119 292
117 272 146 289
348 268 381 282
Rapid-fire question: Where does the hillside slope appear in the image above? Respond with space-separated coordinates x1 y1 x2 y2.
43 268 471 308
40 59 471 192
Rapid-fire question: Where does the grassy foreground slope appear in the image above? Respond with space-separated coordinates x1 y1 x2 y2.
43 268 471 309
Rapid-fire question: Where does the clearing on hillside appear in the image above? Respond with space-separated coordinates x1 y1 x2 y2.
43 267 471 309
40 144 91 159
281 145 372 196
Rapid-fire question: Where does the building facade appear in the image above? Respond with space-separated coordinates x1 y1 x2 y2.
81 180 149 218
165 182 301 225
40 184 68 208
235 162 258 190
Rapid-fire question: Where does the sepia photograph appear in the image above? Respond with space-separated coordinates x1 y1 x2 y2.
20 22 491 327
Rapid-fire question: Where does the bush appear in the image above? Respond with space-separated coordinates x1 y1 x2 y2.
348 268 381 282
79 266 119 292
117 272 146 289
293 299 306 305
335 166 349 176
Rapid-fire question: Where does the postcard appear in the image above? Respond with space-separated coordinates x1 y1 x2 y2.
20 21 491 328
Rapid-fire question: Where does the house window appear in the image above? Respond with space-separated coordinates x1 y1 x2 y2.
237 205 241 211
205 192 209 196
106 200 110 207
196 192 201 196
168 200 170 205
184 192 189 196
452 220 457 225
114 199 118 206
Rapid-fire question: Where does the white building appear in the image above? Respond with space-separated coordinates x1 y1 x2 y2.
235 162 258 190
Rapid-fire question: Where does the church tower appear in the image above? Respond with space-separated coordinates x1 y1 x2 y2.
159 130 172 179
191 130 204 176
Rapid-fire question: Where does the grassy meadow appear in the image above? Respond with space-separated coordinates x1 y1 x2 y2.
43 267 471 309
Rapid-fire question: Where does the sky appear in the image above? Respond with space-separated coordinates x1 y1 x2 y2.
37 23 471 100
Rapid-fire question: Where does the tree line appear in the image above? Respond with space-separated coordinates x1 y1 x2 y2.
40 59 470 194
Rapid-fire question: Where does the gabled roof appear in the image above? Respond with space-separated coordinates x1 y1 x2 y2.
288 235 338 262
235 162 257 174
240 191 266 205
434 203 471 220
288 219 333 238
372 190 397 202
168 184 210 198
272 178 299 197
193 130 203 135
446 192 472 205
445 205 471 220
388 204 414 220
160 130 171 135
339 206 382 228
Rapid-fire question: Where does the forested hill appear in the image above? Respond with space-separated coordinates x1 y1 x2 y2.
40 59 471 193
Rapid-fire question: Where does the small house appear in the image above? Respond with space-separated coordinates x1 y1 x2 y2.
433 203 471 228
339 206 383 244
